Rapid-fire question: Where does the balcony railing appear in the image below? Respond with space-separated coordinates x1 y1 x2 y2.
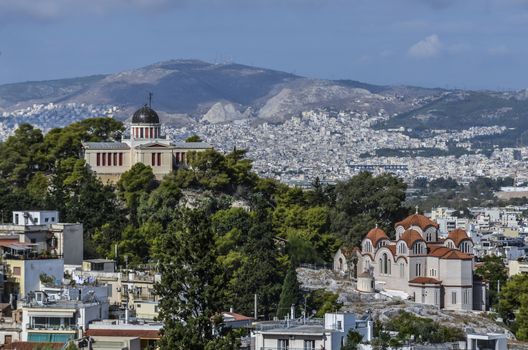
26 323 78 331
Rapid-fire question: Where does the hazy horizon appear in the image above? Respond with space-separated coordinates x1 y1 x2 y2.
1 0 528 90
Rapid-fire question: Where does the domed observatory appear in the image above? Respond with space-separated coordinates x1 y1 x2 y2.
130 105 162 141
82 101 212 183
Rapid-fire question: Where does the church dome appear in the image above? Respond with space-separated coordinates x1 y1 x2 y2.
132 105 160 124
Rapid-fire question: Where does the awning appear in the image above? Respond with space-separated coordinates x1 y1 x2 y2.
28 310 75 318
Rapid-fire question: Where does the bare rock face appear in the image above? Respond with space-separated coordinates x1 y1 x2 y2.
201 102 251 124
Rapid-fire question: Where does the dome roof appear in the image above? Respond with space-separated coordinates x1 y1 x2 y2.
399 229 424 248
365 227 389 246
395 214 438 230
446 228 471 246
132 105 160 124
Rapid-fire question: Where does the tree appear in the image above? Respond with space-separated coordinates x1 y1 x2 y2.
498 274 528 326
342 330 363 350
475 255 508 307
306 289 342 318
516 294 528 340
277 265 301 319
185 134 203 142
117 163 157 225
330 172 408 244
153 208 229 349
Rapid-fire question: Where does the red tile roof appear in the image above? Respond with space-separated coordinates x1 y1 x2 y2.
400 229 424 248
428 245 472 260
85 329 161 339
365 227 389 246
409 277 442 284
396 214 439 230
446 228 472 246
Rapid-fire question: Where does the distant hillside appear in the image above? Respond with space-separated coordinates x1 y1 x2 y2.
380 90 528 147
0 59 435 125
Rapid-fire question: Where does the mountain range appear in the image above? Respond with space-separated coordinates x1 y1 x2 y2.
1 59 528 146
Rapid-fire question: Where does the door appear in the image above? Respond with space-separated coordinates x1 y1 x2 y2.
278 339 289 350
304 339 315 350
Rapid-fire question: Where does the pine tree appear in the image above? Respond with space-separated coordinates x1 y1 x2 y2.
516 294 528 340
153 208 236 350
277 265 301 319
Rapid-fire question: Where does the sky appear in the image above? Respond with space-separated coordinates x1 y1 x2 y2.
0 0 528 90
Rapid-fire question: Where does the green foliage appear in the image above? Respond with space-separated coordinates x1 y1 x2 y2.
475 255 508 307
331 172 408 244
154 208 225 349
384 311 465 343
185 134 203 142
516 294 528 341
277 266 301 318
342 330 363 350
498 274 528 326
306 289 342 318
117 163 158 225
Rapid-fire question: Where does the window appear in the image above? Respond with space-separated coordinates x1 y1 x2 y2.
415 263 422 277
304 340 315 350
381 253 391 275
157 153 161 166
151 153 156 166
4 335 12 345
15 213 19 224
119 153 123 166
452 291 457 304
337 320 342 330
51 217 55 222
278 339 289 350
113 153 117 166
399 263 405 278
96 153 100 166
31 239 36 244
108 152 112 166
45 218 49 223
13 267 21 276
102 153 106 166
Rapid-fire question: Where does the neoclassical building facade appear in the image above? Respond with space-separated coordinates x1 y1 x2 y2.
83 105 211 183
334 213 487 311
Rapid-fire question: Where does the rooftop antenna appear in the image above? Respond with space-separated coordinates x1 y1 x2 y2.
148 92 153 108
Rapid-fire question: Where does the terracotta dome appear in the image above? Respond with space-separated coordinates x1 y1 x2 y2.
395 213 438 230
365 227 389 246
399 229 424 248
446 228 471 246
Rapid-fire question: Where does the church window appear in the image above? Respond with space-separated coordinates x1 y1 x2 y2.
399 263 404 278
381 253 390 275
119 153 123 166
96 153 100 166
415 263 422 276
157 153 162 166
102 153 106 166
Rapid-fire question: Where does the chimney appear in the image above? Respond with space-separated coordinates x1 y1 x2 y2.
290 304 295 320
229 307 234 313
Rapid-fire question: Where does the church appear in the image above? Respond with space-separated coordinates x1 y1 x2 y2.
334 213 487 311
83 105 211 183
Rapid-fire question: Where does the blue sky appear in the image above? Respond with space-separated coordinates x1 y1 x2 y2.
0 0 527 89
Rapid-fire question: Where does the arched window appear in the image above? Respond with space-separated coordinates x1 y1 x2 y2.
397 243 407 255
338 258 343 270
381 253 391 275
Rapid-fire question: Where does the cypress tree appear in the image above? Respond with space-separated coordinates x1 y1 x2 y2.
277 265 301 319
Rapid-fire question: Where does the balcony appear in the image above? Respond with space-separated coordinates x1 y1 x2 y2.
26 323 78 331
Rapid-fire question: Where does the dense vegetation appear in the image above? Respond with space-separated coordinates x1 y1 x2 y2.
382 311 465 344
498 274 528 340
408 176 524 211
0 119 412 348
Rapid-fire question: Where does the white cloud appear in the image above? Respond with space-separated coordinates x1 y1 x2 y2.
0 0 176 20
408 34 442 58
